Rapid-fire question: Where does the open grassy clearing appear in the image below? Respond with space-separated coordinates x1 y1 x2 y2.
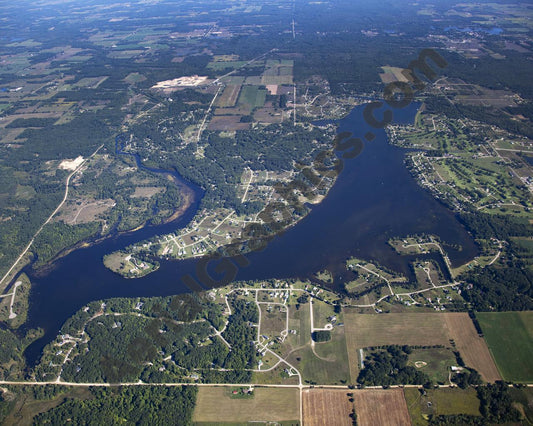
279 302 350 385
311 298 338 329
353 389 411 426
192 387 299 424
477 311 533 382
303 389 353 426
286 327 350 385
407 347 457 385
259 304 287 337
251 364 300 386
404 387 481 426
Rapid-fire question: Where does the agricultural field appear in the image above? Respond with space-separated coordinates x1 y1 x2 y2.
192 387 299 424
302 389 354 426
207 115 250 131
207 60 248 71
343 312 451 380
216 84 242 108
343 312 451 348
404 387 481 426
237 85 267 110
352 389 411 426
343 311 501 382
379 66 409 84
477 311 533 382
444 313 502 382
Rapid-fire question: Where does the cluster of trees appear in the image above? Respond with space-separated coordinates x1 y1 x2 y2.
457 212 533 311
452 369 482 389
459 213 532 240
130 98 332 212
31 221 100 266
34 386 197 425
357 345 430 387
221 298 258 371
462 264 532 311
0 329 21 379
5 117 57 128
312 330 331 342
38 293 223 383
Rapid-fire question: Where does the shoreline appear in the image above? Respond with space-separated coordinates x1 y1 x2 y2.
26 187 196 281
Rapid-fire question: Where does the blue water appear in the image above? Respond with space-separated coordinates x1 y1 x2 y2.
22 102 478 366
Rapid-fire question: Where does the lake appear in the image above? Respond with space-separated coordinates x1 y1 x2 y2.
22 102 478 366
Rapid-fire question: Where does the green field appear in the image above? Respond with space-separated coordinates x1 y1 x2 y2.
407 348 457 385
207 60 247 71
404 387 481 426
477 311 533 382
237 85 267 109
287 327 350 385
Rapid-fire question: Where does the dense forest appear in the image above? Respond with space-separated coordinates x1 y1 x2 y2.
458 212 533 311
33 386 197 425
34 293 260 385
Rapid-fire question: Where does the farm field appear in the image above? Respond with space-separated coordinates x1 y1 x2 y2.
302 389 353 426
444 313 502 382
237 85 267 109
343 311 502 383
192 387 299 424
477 311 533 382
216 84 241 107
343 311 451 379
352 389 411 426
404 387 481 426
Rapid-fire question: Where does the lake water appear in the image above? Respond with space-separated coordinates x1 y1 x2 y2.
22 102 478 366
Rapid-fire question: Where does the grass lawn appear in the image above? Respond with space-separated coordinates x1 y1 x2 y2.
404 387 481 426
287 327 350 385
407 348 456 385
477 311 533 382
